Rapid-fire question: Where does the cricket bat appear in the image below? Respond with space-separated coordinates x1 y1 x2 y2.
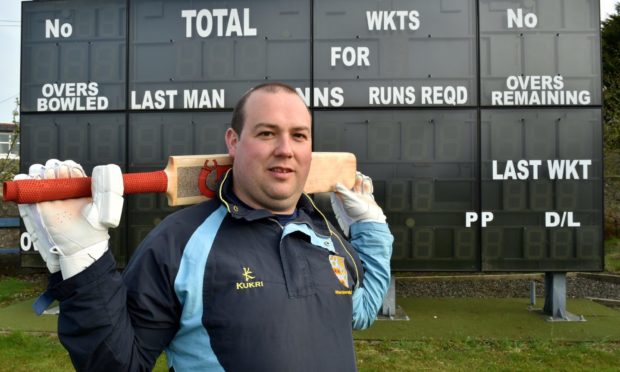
3 152 357 206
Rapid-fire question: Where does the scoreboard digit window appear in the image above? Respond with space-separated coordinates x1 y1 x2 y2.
20 0 602 271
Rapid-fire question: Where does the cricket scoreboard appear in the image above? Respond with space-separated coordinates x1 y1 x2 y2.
19 0 603 271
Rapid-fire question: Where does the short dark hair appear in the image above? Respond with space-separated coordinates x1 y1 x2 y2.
230 82 306 135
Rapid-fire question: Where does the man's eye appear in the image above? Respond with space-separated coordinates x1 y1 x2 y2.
293 133 308 140
258 131 274 137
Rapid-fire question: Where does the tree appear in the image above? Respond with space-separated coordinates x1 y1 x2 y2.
603 4 620 238
602 3 620 154
0 98 20 183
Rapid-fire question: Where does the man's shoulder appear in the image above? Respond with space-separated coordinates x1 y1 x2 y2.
123 199 225 274
137 199 223 252
163 198 222 225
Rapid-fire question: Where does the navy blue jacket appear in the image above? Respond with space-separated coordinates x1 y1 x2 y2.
48 171 393 371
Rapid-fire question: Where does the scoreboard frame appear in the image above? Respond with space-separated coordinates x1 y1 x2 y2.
19 0 604 272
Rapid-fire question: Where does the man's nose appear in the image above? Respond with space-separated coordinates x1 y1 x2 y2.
274 136 294 157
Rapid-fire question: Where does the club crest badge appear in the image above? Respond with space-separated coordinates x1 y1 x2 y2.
329 255 349 288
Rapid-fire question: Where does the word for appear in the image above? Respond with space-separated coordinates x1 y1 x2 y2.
366 10 420 31
491 75 591 105
491 159 592 180
181 8 256 38
330 47 370 67
368 86 467 105
37 82 108 111
130 89 225 109
545 212 580 227
465 212 494 227
45 19 72 38
507 8 538 29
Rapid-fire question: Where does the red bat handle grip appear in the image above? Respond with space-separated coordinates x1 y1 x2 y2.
3 171 168 204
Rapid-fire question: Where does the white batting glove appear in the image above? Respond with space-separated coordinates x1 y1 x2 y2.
330 172 386 237
16 160 124 279
16 172 60 274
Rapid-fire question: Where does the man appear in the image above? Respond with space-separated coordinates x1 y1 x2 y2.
17 83 393 371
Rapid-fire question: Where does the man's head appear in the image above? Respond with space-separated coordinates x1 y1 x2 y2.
225 83 312 214
230 83 310 134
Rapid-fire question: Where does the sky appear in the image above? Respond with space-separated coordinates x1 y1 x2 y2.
0 0 618 123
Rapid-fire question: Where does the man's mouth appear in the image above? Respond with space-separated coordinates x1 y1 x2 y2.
269 167 293 173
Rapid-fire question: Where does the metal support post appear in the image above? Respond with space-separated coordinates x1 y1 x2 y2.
381 276 396 317
377 277 409 321
542 272 585 322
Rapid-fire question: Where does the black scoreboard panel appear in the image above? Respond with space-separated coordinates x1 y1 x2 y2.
19 113 127 266
20 113 127 171
314 110 479 270
481 108 603 271
480 0 601 106
129 0 311 109
20 0 602 271
21 0 127 112
128 112 229 167
124 112 230 261
314 0 476 107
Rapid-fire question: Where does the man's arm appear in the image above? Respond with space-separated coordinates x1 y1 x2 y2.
349 221 393 330
49 247 181 371
18 160 180 371
331 172 394 330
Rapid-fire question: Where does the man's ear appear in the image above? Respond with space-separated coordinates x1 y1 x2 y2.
225 128 239 157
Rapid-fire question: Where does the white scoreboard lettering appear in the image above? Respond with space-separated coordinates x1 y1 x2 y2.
45 19 73 38
366 10 420 31
181 8 257 38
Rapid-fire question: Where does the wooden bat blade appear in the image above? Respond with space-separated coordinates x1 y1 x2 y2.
3 152 357 207
164 154 232 206
167 152 357 206
305 152 357 193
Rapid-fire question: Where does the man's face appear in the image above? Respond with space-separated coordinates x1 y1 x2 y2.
225 89 312 214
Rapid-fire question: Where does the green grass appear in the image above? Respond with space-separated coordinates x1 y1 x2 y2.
0 275 169 371
0 332 72 372
0 333 618 371
355 298 620 342
0 332 168 372
355 339 620 371
605 238 620 273
1 268 619 370
0 275 46 308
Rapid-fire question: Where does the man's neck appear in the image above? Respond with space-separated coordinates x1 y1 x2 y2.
229 189 299 218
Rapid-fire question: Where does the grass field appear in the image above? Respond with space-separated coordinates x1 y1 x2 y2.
0 332 169 372
0 276 46 307
0 333 619 372
355 339 620 371
0 241 618 371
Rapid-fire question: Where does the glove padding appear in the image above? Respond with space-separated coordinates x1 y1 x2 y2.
16 173 60 273
16 160 124 279
330 172 386 237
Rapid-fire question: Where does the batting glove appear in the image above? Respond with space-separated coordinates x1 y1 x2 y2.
330 172 386 237
16 159 124 279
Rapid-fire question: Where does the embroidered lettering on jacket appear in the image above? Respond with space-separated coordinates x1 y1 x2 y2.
236 267 264 290
329 255 349 289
